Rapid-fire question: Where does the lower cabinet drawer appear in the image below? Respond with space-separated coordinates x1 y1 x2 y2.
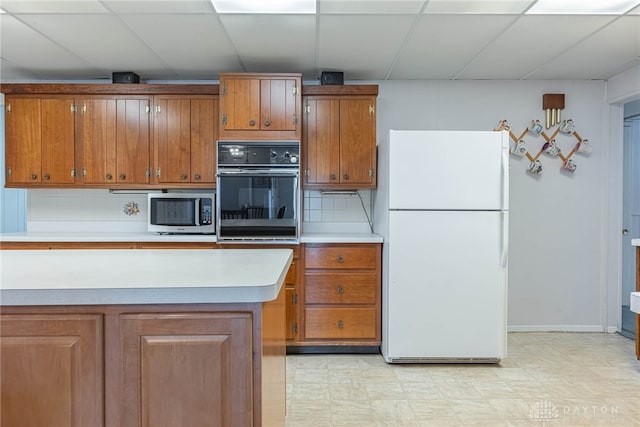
305 307 377 339
305 272 377 304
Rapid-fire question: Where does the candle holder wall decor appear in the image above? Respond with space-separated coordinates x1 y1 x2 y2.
543 93 565 129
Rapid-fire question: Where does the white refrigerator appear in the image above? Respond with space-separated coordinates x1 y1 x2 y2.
373 130 509 363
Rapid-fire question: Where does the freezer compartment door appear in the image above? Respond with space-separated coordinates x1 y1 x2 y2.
383 210 507 361
388 130 508 211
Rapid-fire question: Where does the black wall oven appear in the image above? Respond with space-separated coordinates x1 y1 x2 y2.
216 141 300 242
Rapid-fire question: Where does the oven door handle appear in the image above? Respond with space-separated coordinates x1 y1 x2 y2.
217 169 299 178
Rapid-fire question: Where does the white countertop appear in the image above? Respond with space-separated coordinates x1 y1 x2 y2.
0 232 217 243
0 231 383 244
300 232 382 243
631 292 640 314
0 249 292 306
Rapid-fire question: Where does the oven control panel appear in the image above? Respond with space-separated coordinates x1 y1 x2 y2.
218 141 300 167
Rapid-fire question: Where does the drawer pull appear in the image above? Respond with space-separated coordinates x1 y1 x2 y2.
336 286 344 294
337 255 344 263
337 320 344 329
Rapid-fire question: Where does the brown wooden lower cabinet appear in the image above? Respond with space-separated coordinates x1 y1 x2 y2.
297 243 382 348
117 312 253 427
1 294 285 427
0 314 104 427
0 241 381 351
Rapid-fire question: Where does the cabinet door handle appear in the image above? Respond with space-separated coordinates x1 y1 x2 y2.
249 119 256 126
337 255 344 263
106 173 113 180
343 173 349 180
43 173 51 180
336 286 344 294
194 173 201 180
264 119 271 127
180 173 187 180
337 320 344 329
119 173 126 180
30 173 38 180
330 174 336 181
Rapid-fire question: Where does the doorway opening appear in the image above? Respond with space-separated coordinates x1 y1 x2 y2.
621 99 640 339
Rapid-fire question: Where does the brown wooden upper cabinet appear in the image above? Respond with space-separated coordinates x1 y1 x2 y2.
219 73 302 141
77 96 152 185
302 85 378 190
2 84 219 189
5 96 76 185
152 95 219 185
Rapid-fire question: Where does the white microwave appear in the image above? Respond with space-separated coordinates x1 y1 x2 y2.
148 193 215 234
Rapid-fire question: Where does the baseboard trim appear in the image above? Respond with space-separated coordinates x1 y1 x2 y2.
507 325 605 332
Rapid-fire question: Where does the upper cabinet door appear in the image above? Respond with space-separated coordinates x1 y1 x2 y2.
222 78 260 131
5 97 42 184
41 99 75 184
219 73 301 141
189 97 219 184
304 98 340 186
153 95 218 185
78 97 117 185
339 98 376 187
116 98 151 184
302 89 377 190
5 96 75 186
80 96 151 186
153 97 192 184
260 78 298 132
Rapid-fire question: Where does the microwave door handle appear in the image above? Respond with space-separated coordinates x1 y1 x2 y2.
195 199 200 225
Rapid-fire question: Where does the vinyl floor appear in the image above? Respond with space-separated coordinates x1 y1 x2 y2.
285 332 640 426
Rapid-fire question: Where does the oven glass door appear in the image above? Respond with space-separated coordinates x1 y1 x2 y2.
217 170 299 240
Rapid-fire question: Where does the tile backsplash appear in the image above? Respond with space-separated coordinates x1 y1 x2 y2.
303 190 372 223
25 189 374 233
27 189 148 232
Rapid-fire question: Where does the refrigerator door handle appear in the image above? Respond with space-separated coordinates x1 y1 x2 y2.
501 147 509 210
501 211 509 269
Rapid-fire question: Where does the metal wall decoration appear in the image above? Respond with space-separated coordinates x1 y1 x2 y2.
495 118 591 176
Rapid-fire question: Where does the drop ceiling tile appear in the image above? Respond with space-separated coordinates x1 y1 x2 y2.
0 0 108 14
119 14 240 79
389 14 516 79
628 4 640 14
527 16 640 79
16 14 171 79
0 14 105 79
318 0 425 14
457 15 618 79
102 0 215 14
218 14 316 74
423 0 534 14
318 14 415 79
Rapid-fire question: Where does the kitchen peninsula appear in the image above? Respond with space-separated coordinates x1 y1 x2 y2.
0 248 292 427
